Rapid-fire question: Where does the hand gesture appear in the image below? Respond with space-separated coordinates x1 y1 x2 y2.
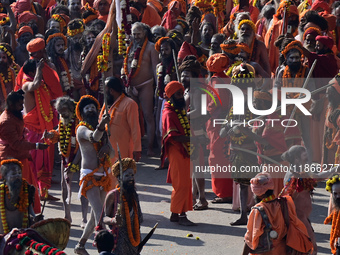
191 17 200 33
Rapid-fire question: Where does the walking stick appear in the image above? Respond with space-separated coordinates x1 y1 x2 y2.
283 59 317 133
172 49 180 81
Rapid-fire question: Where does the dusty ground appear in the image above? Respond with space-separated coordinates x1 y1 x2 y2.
42 148 332 255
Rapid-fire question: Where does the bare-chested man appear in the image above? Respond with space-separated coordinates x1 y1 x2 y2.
20 44 63 200
74 95 114 255
66 19 85 101
237 19 271 76
44 96 89 228
123 22 159 156
0 159 41 234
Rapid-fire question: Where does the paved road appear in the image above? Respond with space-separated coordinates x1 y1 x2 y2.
43 151 333 255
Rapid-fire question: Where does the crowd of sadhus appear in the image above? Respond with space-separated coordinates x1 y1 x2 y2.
1 0 340 253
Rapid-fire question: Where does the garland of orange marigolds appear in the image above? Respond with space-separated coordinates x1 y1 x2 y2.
123 195 140 246
97 33 111 72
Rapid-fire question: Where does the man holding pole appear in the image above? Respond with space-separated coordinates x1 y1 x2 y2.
74 95 114 255
275 40 315 164
103 158 143 254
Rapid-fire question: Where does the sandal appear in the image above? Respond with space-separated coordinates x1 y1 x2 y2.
211 197 232 203
193 203 208 210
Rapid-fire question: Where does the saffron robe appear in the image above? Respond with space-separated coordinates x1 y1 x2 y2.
99 95 141 164
206 73 233 198
245 196 313 255
161 102 192 214
141 5 161 28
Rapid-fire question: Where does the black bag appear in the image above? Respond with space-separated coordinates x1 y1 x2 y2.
251 205 274 253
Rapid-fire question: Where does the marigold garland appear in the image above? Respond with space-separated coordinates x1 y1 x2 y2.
282 65 307 95
168 101 193 155
75 95 100 121
0 68 14 100
58 57 73 92
51 14 66 32
279 177 316 196
324 210 340 254
67 26 84 37
36 83 53 123
46 33 67 48
58 114 78 158
0 180 29 234
281 40 304 58
123 195 140 247
122 37 148 87
1 158 24 169
118 24 127 57
0 17 9 26
326 175 340 192
83 14 98 25
238 19 256 33
0 45 15 63
97 33 111 72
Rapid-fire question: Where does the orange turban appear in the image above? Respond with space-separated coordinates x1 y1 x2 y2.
276 1 298 18
165 81 184 98
130 7 140 19
320 12 336 31
18 26 33 38
250 172 274 196
155 37 170 52
18 11 38 24
26 38 45 53
206 53 229 73
311 0 330 13
93 0 112 9
303 27 321 41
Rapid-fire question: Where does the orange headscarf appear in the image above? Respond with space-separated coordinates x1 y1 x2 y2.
18 26 33 38
165 81 184 98
206 53 229 73
26 38 45 53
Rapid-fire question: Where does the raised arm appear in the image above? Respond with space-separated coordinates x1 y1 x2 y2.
22 59 44 92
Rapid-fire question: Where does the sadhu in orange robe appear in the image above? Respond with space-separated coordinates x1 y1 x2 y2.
161 101 192 214
245 196 313 254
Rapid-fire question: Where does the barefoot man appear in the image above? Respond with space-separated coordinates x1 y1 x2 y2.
122 22 159 156
74 95 114 255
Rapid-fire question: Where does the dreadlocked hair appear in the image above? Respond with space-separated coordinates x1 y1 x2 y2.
179 55 201 78
186 5 202 24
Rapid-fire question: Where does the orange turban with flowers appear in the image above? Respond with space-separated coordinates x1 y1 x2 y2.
26 38 45 53
18 26 33 38
206 53 229 73
165 81 184 98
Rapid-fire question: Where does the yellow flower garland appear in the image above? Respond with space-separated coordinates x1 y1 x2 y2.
0 181 29 234
326 175 340 192
36 83 53 123
97 33 111 72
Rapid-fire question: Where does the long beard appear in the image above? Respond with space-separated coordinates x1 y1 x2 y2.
202 36 211 45
123 180 137 208
334 197 340 211
11 110 23 120
239 34 253 46
107 93 114 106
172 97 186 109
161 56 172 65
288 63 301 72
0 62 8 71
72 42 82 52
83 112 98 128
7 179 22 204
